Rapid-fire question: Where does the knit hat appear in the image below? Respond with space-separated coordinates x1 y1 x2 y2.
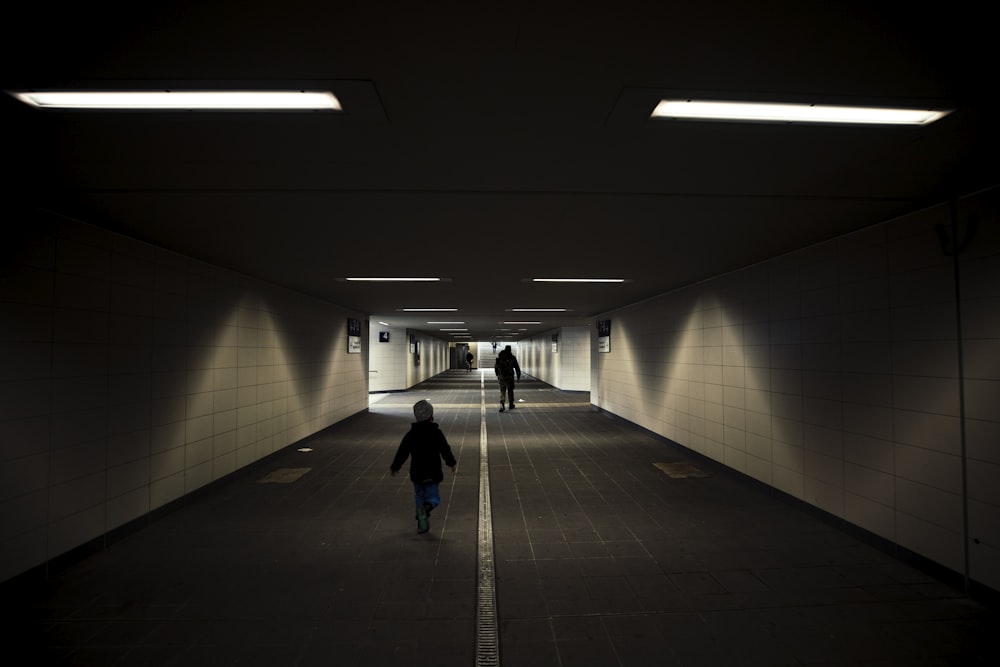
413 399 433 422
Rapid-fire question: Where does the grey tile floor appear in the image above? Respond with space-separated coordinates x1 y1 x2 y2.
3 370 997 666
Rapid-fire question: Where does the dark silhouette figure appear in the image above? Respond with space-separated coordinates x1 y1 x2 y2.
494 345 521 412
390 400 457 533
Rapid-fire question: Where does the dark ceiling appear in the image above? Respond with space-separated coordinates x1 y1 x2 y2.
4 1 997 341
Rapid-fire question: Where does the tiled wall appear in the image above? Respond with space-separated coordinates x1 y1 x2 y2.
592 189 1000 593
406 331 450 390
368 324 408 392
1 211 369 583
518 327 590 391
558 326 591 391
520 327 590 392
367 326 451 393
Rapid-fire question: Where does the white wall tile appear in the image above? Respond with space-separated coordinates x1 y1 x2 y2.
893 409 961 454
895 511 964 573
968 459 1000 508
962 296 1000 336
896 477 963 531
844 432 894 473
965 378 1000 422
841 373 892 408
803 476 844 517
967 418 1000 465
895 443 963 493
149 471 184 509
2 215 370 581
107 459 150 498
772 465 804 499
107 430 150 467
48 505 105 559
845 492 894 541
844 461 894 506
590 188 1000 592
106 488 150 531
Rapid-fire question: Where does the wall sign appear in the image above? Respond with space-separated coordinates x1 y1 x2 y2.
378 331 390 343
348 318 362 353
598 319 611 353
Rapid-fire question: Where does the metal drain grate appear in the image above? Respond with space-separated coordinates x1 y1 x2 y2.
476 380 500 666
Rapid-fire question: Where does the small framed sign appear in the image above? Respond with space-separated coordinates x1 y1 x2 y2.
598 319 611 353
379 331 390 343
348 318 362 353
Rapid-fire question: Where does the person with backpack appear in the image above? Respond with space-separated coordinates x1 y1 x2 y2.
494 345 521 412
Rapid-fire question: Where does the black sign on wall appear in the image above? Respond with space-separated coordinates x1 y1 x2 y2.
348 318 362 353
598 319 611 353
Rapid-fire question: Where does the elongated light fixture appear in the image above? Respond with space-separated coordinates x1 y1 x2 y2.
346 277 440 282
651 99 949 125
532 278 625 283
12 90 341 110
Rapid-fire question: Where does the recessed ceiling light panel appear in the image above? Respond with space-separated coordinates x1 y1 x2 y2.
12 90 342 111
651 99 949 125
346 277 440 282
532 278 625 283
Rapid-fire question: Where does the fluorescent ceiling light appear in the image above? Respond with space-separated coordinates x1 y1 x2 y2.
511 308 567 312
377 321 390 326
400 308 457 312
650 99 949 125
13 90 342 110
347 277 440 282
532 278 625 283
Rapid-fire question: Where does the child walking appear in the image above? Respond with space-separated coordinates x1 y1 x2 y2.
390 400 457 534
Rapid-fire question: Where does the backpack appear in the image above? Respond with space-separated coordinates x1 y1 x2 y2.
496 354 515 376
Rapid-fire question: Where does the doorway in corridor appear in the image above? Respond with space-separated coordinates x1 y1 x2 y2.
451 343 472 370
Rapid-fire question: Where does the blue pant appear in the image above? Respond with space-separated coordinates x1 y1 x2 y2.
413 481 440 513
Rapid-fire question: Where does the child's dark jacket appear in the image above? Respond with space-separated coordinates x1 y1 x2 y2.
391 421 456 483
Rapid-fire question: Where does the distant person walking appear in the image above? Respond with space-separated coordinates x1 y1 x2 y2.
494 345 521 412
390 400 457 534
466 351 474 372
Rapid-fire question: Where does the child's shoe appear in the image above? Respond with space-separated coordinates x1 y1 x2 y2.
499 402 505 413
